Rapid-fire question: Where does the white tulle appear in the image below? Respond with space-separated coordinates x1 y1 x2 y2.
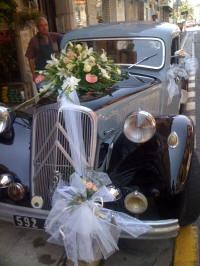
46 173 151 265
166 55 198 104
45 91 151 265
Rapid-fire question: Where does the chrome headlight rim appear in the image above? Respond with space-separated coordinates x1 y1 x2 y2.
124 191 148 214
0 173 15 189
107 185 122 201
0 106 12 134
123 110 156 143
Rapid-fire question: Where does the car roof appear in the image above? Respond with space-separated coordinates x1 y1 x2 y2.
61 21 180 49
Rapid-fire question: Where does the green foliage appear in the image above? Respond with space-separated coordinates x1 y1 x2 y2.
0 1 43 82
179 1 193 20
0 0 17 26
0 40 19 82
0 0 18 82
16 8 44 28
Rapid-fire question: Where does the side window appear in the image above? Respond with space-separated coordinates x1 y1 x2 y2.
171 36 180 64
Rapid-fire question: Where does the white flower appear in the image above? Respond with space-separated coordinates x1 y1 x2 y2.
89 56 95 64
60 49 66 59
56 67 69 78
116 68 121 75
76 44 82 52
81 50 88 60
67 63 75 71
61 76 80 92
39 81 54 93
46 54 59 66
106 65 112 71
101 49 107 62
61 49 66 54
39 87 47 93
88 47 94 55
67 41 73 48
100 67 110 79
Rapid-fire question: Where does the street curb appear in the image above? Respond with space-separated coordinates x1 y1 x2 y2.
174 226 199 266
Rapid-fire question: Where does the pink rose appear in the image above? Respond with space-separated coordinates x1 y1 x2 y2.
34 75 45 84
86 182 93 189
63 57 69 64
85 74 98 83
67 51 76 59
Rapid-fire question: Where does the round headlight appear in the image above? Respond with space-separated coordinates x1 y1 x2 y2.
0 107 12 134
8 183 25 201
0 173 14 188
124 191 148 214
124 110 156 143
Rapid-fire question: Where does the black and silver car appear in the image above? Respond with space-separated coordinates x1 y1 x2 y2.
0 22 199 239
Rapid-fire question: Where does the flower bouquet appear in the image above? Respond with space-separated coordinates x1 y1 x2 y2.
37 42 126 100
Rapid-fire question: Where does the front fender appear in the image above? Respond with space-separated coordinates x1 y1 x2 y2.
0 111 32 188
107 115 194 195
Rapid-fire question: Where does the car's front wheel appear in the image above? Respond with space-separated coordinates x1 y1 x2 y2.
174 152 200 226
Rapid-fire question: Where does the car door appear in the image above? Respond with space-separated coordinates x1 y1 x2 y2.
170 36 182 112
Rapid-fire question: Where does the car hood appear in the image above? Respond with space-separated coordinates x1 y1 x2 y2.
81 73 160 111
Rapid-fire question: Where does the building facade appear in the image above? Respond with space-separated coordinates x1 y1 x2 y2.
2 0 172 86
193 2 200 24
52 0 172 34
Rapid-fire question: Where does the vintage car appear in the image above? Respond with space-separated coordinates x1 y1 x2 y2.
0 22 199 240
185 20 195 28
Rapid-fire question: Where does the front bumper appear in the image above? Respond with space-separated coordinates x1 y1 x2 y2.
0 202 179 239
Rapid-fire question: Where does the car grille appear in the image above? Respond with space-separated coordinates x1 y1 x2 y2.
31 103 97 209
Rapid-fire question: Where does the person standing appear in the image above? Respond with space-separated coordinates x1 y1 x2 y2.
25 17 63 85
152 12 158 23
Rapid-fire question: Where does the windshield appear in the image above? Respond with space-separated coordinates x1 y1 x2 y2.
73 38 164 69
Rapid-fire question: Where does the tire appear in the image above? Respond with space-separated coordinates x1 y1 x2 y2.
175 152 200 226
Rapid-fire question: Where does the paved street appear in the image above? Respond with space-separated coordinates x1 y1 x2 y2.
0 26 200 266
180 26 200 262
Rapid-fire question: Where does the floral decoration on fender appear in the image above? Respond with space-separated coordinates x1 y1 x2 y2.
38 42 126 99
166 54 198 104
71 178 98 205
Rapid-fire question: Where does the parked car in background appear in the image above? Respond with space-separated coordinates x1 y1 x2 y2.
185 20 195 28
0 22 199 240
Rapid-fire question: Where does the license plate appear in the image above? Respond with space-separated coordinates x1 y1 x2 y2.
13 215 45 230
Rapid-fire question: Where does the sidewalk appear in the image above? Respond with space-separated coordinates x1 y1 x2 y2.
0 221 64 266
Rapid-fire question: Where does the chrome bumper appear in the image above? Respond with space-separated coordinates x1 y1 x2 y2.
121 219 179 239
0 202 179 239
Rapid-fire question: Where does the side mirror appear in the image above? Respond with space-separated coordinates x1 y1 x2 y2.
0 106 15 134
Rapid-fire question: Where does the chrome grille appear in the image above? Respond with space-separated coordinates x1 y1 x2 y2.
31 103 97 209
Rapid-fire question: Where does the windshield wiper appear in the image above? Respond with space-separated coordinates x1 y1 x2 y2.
128 53 158 69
